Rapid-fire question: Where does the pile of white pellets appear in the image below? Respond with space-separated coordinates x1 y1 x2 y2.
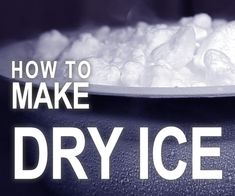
34 13 235 87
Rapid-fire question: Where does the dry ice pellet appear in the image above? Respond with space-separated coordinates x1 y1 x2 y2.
34 13 235 87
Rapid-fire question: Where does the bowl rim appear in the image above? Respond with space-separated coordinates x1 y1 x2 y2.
1 40 235 98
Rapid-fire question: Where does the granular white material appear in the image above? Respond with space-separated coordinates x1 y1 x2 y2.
34 13 235 87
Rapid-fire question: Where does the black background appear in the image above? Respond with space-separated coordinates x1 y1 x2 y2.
1 0 235 42
1 0 235 195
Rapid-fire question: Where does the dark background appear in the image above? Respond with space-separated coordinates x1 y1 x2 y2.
1 0 235 42
0 0 235 195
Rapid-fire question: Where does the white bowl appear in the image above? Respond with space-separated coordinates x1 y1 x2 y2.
1 40 235 98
